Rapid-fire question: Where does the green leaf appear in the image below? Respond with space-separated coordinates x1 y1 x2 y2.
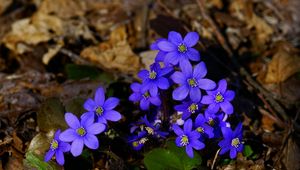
243 145 253 157
144 148 183 170
166 141 202 170
144 141 202 170
23 152 59 170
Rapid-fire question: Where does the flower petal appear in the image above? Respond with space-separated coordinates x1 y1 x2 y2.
129 93 142 102
201 95 214 104
230 148 237 159
224 90 235 101
140 99 150 110
94 87 105 106
97 116 107 124
171 71 186 84
87 123 106 134
130 83 141 92
217 79 227 94
186 48 200 61
219 146 230 155
195 114 206 126
179 60 192 77
103 110 122 122
149 96 161 106
44 150 55 162
172 85 189 101
59 129 77 142
193 62 207 79
191 140 205 150
197 79 216 90
155 51 167 62
138 69 148 80
84 134 99 149
221 127 233 139
168 31 183 44
65 113 80 129
164 51 179 65
173 124 183 136
157 41 176 52
54 129 61 140
207 103 220 114
103 97 119 110
186 145 194 158
184 32 199 47
59 142 71 152
175 136 182 147
220 101 233 114
83 99 96 112
81 112 95 128
149 85 158 96
184 119 192 132
71 139 84 157
190 87 201 102
157 77 169 89
55 151 65 165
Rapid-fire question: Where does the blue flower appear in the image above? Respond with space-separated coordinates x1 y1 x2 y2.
194 114 214 138
201 79 235 114
157 31 200 67
129 82 161 110
171 60 216 102
138 63 172 96
59 113 106 157
141 115 168 138
218 123 243 159
44 130 70 165
128 131 148 151
173 119 205 158
150 38 168 63
82 87 122 124
174 100 202 120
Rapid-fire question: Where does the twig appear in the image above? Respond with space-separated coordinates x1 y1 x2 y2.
211 148 220 170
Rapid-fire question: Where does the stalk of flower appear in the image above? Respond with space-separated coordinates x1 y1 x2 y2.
44 130 70 165
171 60 216 102
172 119 205 158
82 87 122 124
59 113 106 157
201 79 235 114
218 123 243 159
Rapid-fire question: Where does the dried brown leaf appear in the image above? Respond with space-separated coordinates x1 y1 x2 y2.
0 0 12 15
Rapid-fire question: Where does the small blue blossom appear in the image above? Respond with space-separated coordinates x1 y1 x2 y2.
173 119 205 158
194 114 214 138
129 82 161 110
128 131 148 151
141 115 168 138
157 31 200 67
201 79 235 114
218 123 243 159
44 130 70 165
204 112 228 138
174 100 202 120
138 63 172 96
59 113 106 157
171 60 216 102
82 87 122 124
150 38 168 63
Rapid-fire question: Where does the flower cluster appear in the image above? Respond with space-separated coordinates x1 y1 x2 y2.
129 31 243 159
44 87 121 165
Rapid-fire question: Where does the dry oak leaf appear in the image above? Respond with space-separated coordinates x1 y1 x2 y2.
2 13 63 54
264 42 300 83
80 26 141 75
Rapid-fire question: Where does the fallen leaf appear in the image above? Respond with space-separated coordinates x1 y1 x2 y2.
264 42 300 83
0 0 12 15
80 26 142 75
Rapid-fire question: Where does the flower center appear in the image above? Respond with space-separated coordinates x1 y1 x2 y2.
178 44 187 53
196 127 204 133
50 140 59 150
149 71 157 79
145 127 154 135
96 106 104 115
188 103 198 113
132 141 139 147
215 92 224 103
187 78 197 87
143 91 150 99
76 127 86 136
208 117 215 126
180 135 189 146
231 138 240 148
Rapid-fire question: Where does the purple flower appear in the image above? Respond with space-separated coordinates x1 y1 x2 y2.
218 123 243 159
173 119 205 158
174 100 202 120
128 131 148 151
59 113 106 157
138 63 172 96
44 130 70 165
82 87 121 124
194 114 214 138
204 112 229 138
141 115 168 138
201 79 235 114
129 82 161 110
157 31 200 67
150 38 168 63
171 60 216 102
